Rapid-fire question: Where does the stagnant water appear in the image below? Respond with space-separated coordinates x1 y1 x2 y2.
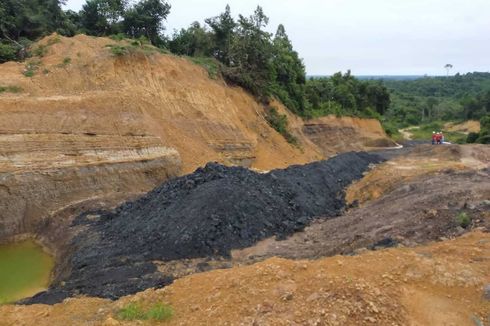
0 240 54 304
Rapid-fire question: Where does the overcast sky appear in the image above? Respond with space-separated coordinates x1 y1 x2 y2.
65 0 490 75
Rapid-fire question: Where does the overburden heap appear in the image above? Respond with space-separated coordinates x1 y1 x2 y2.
28 152 383 304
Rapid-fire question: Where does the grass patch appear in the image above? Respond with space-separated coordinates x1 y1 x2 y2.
23 60 41 77
117 302 173 322
109 33 127 41
265 106 298 145
456 212 471 229
56 57 71 68
146 303 174 321
46 36 61 46
117 303 146 320
105 36 163 58
32 44 48 58
29 36 61 59
106 43 161 57
107 44 129 56
0 85 22 93
187 57 220 79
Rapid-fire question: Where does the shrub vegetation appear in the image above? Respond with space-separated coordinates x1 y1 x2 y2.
117 302 173 322
456 212 471 229
265 107 298 145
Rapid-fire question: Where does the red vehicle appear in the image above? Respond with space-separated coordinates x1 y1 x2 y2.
435 133 442 144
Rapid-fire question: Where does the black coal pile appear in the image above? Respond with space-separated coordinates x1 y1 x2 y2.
27 152 383 304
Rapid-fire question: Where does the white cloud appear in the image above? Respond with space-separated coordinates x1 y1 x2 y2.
64 0 490 75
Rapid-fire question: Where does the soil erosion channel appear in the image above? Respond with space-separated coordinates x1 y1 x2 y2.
0 240 54 304
26 152 383 304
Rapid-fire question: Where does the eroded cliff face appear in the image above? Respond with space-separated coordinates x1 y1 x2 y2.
301 116 398 156
0 96 181 238
0 34 393 239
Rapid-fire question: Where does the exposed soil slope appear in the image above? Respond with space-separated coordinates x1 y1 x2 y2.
0 34 392 242
301 115 398 155
2 231 489 325
26 152 383 304
444 120 481 134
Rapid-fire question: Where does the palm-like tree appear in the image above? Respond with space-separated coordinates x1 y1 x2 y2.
444 64 453 77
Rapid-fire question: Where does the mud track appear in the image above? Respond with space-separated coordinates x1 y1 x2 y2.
26 152 383 304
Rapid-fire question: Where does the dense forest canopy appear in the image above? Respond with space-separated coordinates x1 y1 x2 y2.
0 0 488 143
0 0 389 119
384 73 490 125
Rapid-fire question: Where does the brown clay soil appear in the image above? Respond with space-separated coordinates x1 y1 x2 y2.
1 231 489 326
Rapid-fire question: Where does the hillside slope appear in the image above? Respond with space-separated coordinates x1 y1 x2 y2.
0 34 393 240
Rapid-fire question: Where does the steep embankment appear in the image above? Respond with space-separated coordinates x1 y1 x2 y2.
0 34 392 241
301 115 397 155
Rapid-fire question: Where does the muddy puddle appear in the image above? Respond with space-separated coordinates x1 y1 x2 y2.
0 240 54 304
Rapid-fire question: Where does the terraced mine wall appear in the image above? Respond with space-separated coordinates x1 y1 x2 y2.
25 152 384 304
0 108 182 240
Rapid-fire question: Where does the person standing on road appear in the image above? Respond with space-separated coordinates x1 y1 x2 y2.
432 131 437 145
441 131 445 143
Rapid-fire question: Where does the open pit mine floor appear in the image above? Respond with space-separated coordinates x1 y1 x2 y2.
1 144 489 326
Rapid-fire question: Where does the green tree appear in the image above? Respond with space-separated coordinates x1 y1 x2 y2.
224 6 274 97
168 22 213 56
123 0 171 46
0 0 68 62
304 73 390 118
425 97 438 120
80 0 127 36
270 24 307 114
205 5 236 65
